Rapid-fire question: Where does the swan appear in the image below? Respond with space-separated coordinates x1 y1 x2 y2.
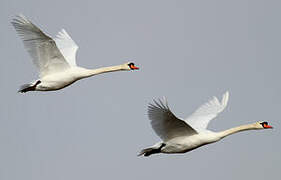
139 91 273 156
11 15 139 93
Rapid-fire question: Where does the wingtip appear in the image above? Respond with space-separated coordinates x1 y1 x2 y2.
11 14 30 26
162 96 169 109
56 28 71 39
151 97 169 110
17 13 25 18
225 90 229 96
222 91 229 106
13 14 27 21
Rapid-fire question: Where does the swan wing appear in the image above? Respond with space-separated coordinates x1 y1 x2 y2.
11 15 70 77
184 91 229 132
54 29 78 66
148 98 197 141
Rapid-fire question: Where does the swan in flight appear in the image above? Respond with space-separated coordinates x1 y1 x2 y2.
139 91 273 156
11 15 139 93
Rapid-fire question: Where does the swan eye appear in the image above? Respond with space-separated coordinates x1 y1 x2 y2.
128 62 139 70
128 63 134 68
260 122 267 126
260 121 272 129
261 122 268 125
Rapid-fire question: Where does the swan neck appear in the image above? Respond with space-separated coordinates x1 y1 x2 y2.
218 123 258 139
83 65 125 77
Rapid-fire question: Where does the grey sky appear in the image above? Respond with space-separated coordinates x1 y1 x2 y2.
0 0 280 179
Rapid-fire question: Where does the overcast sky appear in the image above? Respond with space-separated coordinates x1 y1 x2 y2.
0 0 280 179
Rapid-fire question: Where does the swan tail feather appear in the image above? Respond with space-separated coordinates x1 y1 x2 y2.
18 83 34 93
18 80 41 93
138 143 166 157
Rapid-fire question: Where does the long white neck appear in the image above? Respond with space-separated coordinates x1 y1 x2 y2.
81 65 127 78
217 123 260 139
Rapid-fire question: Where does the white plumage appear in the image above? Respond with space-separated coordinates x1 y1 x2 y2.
12 15 139 93
139 91 272 157
148 98 197 141
185 91 229 132
54 29 78 67
12 15 70 78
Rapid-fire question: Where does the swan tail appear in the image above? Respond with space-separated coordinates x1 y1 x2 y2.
18 80 41 93
138 147 160 157
138 143 166 157
18 83 35 93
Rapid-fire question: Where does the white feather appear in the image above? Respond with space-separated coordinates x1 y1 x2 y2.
184 91 229 132
139 91 272 156
12 15 139 92
11 14 70 78
54 29 78 66
148 98 197 141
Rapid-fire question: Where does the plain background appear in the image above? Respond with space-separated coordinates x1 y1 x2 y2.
0 0 280 179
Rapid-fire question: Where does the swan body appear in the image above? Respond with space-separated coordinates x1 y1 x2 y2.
160 131 220 154
11 15 139 93
139 92 273 156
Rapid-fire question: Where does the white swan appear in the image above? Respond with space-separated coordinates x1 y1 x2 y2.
11 15 139 93
139 91 273 156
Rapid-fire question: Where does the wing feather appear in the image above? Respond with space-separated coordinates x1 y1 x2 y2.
54 29 78 66
185 91 229 132
148 98 197 141
11 15 70 77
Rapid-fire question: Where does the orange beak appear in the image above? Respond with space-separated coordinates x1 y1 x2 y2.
264 124 273 129
131 65 139 70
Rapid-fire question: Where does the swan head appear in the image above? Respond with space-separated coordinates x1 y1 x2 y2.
257 121 273 129
124 62 139 70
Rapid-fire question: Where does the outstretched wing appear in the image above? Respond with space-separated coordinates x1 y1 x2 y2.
11 15 70 77
148 98 197 141
185 91 229 132
54 29 78 66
